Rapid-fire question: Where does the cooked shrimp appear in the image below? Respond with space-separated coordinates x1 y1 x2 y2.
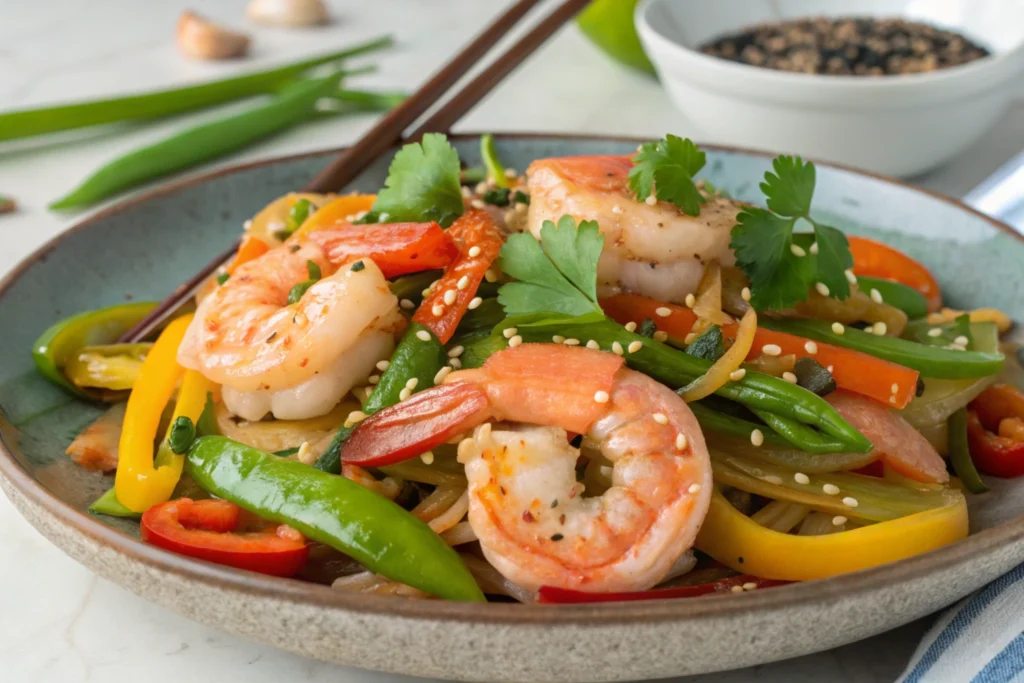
527 155 742 304
344 344 712 593
826 391 949 484
65 402 126 472
178 240 401 421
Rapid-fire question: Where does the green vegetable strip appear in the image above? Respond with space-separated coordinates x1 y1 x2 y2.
314 322 447 473
188 436 484 601
89 487 141 518
761 318 1004 379
389 271 443 304
0 37 392 142
480 134 508 189
50 71 356 209
948 408 990 494
856 276 928 319
750 408 853 454
689 402 788 447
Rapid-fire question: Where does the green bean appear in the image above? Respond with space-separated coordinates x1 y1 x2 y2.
948 408 989 494
0 37 392 142
750 408 853 454
50 71 364 209
689 402 788 447
761 318 1004 379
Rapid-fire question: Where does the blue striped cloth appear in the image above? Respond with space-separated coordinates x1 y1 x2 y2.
897 563 1024 682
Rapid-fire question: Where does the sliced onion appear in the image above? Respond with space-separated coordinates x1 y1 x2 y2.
900 376 996 430
693 261 734 326
681 308 757 402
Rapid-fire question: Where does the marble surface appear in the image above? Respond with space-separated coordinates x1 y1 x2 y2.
1 1 1023 681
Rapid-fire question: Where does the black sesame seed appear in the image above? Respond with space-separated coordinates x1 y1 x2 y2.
550 533 564 541
266 332 277 342
351 260 365 272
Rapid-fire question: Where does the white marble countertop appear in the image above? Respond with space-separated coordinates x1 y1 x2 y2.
2 1 1023 682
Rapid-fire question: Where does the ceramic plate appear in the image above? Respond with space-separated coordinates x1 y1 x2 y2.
2 135 1024 682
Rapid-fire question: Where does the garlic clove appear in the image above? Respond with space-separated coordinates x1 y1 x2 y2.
247 0 330 27
176 10 251 60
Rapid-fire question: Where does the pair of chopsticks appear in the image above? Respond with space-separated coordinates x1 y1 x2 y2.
120 0 590 343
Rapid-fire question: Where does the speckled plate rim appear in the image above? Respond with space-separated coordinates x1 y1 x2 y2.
3 133 1024 627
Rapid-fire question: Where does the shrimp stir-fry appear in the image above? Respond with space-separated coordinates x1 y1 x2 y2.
343 344 712 593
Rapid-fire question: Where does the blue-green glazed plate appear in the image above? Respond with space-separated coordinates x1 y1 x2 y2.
2 135 1023 682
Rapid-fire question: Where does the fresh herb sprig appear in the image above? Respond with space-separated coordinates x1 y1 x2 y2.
730 156 854 311
371 133 464 227
628 134 706 216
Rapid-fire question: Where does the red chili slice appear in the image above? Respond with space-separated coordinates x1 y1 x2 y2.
342 382 492 467
413 209 505 343
141 498 309 577
307 221 457 279
537 575 791 604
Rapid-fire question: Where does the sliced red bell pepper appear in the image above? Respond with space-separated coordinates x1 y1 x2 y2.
413 209 504 343
537 575 791 604
848 236 942 313
141 498 309 577
601 293 919 408
307 221 457 279
965 384 1024 478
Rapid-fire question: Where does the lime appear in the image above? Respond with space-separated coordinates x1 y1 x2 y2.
576 0 655 75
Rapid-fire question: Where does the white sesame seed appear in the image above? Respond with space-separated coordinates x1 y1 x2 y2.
624 321 637 332
844 269 857 285
449 358 462 369
612 341 624 355
422 288 432 297
431 304 444 316
764 474 782 485
730 585 744 593
628 341 643 354
508 335 523 347
434 366 453 384
874 322 888 336
612 205 623 214
448 345 464 358
376 360 390 372
870 288 883 304
456 275 470 290
399 388 412 401
552 335 566 344
684 333 697 345
503 327 518 339
675 434 688 450
405 378 419 391
891 383 900 394
470 199 486 209
474 182 487 194
416 330 431 342
586 340 600 350
400 299 415 310
653 330 668 342
815 282 830 297
468 246 482 258
842 496 859 508
685 293 696 308
461 186 473 198
741 287 752 302
804 341 818 354
484 268 499 283
927 328 943 337
809 242 819 255
832 515 848 526
827 364 835 373
565 338 581 346
653 413 669 425
729 369 747 381
443 289 457 306
420 451 434 465
645 195 657 206
949 343 967 352
889 396 898 404
344 410 367 427
794 472 810 484
823 483 840 495
468 297 483 310
751 429 764 447
243 219 253 229
954 335 969 347
688 483 702 494
790 244 806 257
296 441 315 465
505 168 518 178
832 322 845 335
742 582 758 591
594 390 610 404
762 343 782 356
655 306 672 318
782 371 798 384
515 202 527 213
367 374 380 385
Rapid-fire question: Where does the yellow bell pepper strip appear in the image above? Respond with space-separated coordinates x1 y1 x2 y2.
114 315 213 512
695 488 968 581
290 194 376 238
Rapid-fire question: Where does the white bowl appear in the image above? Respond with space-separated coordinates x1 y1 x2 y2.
635 0 1024 177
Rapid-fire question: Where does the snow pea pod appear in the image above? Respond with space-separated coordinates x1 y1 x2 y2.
187 436 484 601
857 276 928 320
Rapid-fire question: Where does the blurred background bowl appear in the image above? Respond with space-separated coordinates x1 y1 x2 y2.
636 0 1024 177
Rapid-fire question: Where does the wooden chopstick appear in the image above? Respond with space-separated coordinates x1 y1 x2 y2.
120 0 585 343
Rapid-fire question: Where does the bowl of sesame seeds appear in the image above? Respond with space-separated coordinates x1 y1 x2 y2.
635 0 1024 177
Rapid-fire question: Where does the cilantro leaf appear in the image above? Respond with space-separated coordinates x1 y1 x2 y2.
730 156 854 310
371 133 463 226
628 135 706 216
497 215 604 317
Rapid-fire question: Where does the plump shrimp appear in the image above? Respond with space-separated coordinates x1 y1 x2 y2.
527 155 742 304
178 240 401 421
344 344 712 593
826 391 949 484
